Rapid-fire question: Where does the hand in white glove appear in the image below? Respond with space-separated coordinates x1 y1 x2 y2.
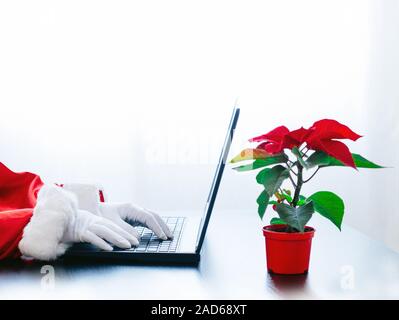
60 183 173 242
63 209 139 251
99 203 173 241
19 185 141 261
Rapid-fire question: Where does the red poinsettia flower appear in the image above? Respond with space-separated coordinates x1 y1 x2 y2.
305 119 362 168
249 126 290 154
249 119 362 169
249 126 310 154
284 127 311 149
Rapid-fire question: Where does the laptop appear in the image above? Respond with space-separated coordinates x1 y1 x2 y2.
64 107 240 265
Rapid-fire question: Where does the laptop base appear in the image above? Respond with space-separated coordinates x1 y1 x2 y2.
63 246 200 265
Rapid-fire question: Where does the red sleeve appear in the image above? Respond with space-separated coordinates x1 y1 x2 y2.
0 162 44 260
0 209 33 260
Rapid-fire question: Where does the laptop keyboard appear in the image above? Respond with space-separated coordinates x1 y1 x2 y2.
126 217 185 253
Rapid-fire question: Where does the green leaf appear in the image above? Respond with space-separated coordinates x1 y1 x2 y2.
292 147 309 169
352 154 384 168
281 190 293 203
275 190 293 203
270 217 286 225
306 151 331 168
275 201 314 232
256 165 290 196
257 190 270 220
283 189 292 196
297 195 307 206
307 151 384 169
232 154 288 172
308 191 345 230
230 148 272 163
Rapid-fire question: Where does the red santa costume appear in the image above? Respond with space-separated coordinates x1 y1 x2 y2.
0 162 172 261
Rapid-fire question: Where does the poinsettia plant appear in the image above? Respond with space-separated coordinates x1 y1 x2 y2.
230 119 383 233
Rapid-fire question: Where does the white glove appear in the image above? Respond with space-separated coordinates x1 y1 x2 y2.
62 209 139 251
19 185 139 261
99 203 174 241
61 183 173 242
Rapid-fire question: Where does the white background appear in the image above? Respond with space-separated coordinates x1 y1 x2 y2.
0 1 398 250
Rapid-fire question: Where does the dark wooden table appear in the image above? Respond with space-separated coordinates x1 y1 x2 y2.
1 210 398 299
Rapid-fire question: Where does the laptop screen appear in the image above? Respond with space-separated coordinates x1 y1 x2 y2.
195 107 240 253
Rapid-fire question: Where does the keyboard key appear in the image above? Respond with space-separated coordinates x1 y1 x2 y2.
126 217 186 253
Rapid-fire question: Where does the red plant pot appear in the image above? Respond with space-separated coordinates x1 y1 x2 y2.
263 225 315 275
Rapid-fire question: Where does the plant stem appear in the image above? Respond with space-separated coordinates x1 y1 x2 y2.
288 174 297 189
292 163 303 207
302 148 310 158
303 167 320 183
300 145 308 153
